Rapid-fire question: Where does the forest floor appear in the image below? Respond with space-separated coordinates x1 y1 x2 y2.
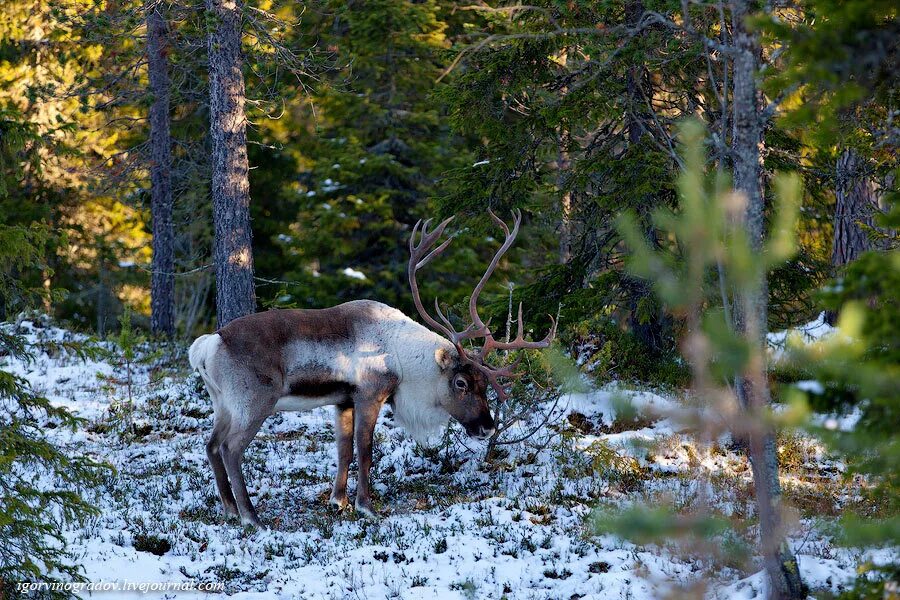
6 317 894 599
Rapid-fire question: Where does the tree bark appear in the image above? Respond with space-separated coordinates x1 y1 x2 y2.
207 0 256 327
831 148 877 266
624 0 646 148
147 1 175 337
729 2 806 598
824 149 879 324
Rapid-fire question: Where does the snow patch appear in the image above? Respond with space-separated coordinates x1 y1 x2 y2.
341 267 366 280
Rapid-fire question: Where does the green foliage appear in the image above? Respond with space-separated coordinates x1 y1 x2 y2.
109 308 142 429
0 0 150 333
581 439 647 493
818 200 900 365
783 203 900 547
93 309 167 440
0 0 872 356
593 505 731 546
0 101 106 595
595 118 802 568
566 313 688 387
0 366 106 596
434 0 690 357
0 223 58 316
618 118 800 338
827 563 900 600
273 0 476 314
0 228 106 594
0 108 40 200
759 0 899 145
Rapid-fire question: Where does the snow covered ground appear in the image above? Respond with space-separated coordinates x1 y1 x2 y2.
766 312 835 360
3 318 889 599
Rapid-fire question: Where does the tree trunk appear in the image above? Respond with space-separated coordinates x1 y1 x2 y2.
825 149 878 324
207 0 256 327
624 0 646 147
557 132 573 264
147 1 175 337
97 255 108 336
729 2 806 598
832 148 877 265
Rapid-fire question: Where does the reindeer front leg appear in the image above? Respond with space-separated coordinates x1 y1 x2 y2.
353 397 384 518
330 403 354 510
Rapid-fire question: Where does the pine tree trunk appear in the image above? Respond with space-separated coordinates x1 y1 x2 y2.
824 149 878 324
832 148 877 265
207 0 256 327
730 2 806 597
147 2 175 337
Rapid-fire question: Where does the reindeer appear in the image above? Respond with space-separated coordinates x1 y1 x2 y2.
188 210 555 526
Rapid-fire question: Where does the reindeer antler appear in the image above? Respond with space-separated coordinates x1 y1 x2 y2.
408 216 487 344
407 210 557 400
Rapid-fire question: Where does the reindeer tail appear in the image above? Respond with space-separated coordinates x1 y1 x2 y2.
189 333 223 396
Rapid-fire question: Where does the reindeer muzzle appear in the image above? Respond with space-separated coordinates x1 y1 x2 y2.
465 414 496 440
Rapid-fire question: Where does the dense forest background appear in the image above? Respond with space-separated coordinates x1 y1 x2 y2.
1 0 895 346
0 0 897 598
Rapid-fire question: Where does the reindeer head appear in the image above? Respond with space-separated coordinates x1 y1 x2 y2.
408 209 557 439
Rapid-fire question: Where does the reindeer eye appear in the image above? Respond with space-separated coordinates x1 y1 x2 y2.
454 377 468 391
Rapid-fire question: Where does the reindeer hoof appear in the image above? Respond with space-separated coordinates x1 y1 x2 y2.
355 499 377 519
240 513 263 528
329 494 349 510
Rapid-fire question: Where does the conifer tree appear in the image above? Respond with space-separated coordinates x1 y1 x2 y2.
0 0 152 332
761 0 898 327
275 0 473 312
762 4 898 591
0 108 105 600
607 119 808 599
728 2 804 596
437 1 730 375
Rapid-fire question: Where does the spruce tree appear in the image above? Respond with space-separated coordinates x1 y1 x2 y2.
275 0 473 313
604 119 808 598
0 108 105 600
437 1 730 377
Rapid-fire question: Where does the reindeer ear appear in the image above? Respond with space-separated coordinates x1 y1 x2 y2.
434 347 455 371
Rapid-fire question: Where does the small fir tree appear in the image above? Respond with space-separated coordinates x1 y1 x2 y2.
595 119 807 596
0 110 106 599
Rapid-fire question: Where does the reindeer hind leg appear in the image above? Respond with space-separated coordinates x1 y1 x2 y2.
207 412 238 518
330 402 354 510
220 415 267 527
